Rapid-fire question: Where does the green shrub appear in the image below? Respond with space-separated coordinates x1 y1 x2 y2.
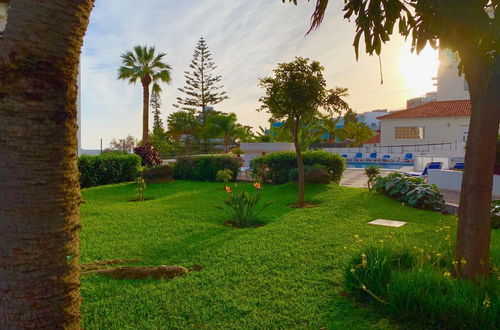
344 246 499 329
252 150 344 184
78 153 141 188
365 165 381 191
215 186 271 228
288 164 332 184
143 165 173 184
216 169 234 188
173 155 240 182
373 172 445 211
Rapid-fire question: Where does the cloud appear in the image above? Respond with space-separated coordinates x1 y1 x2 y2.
81 0 437 148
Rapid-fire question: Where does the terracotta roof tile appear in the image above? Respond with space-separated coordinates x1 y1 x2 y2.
363 134 381 144
377 100 471 120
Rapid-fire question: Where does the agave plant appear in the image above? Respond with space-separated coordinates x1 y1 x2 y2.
215 186 271 228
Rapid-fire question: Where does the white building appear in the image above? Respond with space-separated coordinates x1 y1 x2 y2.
240 143 295 168
377 100 471 146
435 49 470 101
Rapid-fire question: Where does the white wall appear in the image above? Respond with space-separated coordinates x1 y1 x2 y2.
437 49 470 102
428 170 500 197
380 116 469 146
0 3 7 32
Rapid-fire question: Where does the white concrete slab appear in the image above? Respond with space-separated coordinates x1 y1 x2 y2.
368 219 407 227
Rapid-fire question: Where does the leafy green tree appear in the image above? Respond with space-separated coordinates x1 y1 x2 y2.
167 110 199 154
284 0 500 279
118 45 172 144
259 57 341 206
174 37 228 123
205 113 241 152
343 109 358 125
338 122 374 147
151 90 164 136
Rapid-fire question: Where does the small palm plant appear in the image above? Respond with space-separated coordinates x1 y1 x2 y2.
215 185 271 228
135 167 146 202
216 169 233 190
365 165 381 191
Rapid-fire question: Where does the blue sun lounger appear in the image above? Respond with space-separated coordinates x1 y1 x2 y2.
403 153 414 162
382 155 391 162
353 152 363 161
404 162 443 177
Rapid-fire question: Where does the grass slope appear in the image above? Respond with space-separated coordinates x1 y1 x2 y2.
80 181 499 329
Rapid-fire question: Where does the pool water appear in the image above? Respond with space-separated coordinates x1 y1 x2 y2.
346 161 408 170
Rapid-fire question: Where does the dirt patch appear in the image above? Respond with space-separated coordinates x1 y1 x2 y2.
288 202 319 209
223 220 264 229
81 258 140 272
128 198 154 202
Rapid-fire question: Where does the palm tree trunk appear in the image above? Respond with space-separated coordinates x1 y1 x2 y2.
456 60 500 279
185 135 190 154
142 82 150 144
0 0 93 328
292 119 305 206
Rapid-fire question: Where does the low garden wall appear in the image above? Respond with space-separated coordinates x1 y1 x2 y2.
428 169 500 197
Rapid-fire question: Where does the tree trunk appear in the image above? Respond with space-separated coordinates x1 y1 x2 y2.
141 81 151 144
292 119 305 206
456 61 500 279
185 135 190 155
0 0 94 328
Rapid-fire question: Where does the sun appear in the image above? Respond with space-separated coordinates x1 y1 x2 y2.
398 43 440 96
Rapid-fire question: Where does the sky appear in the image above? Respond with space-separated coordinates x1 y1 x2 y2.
81 0 439 149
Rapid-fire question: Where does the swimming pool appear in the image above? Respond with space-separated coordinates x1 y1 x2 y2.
346 161 409 170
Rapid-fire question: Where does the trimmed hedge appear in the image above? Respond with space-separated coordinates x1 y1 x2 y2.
78 153 141 188
143 165 173 184
251 150 345 184
173 155 240 182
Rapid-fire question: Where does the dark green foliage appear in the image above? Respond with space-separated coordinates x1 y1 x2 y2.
344 246 414 303
288 164 332 184
373 172 444 211
78 153 141 188
387 268 499 330
133 144 162 167
252 150 344 184
344 246 499 330
215 187 272 228
173 155 240 182
143 165 173 184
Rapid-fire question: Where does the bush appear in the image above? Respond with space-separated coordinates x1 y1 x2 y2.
365 165 381 191
373 172 445 211
251 150 344 184
288 164 332 184
78 153 141 188
133 144 162 167
215 186 271 228
216 169 234 188
143 165 173 184
173 155 240 182
345 246 499 330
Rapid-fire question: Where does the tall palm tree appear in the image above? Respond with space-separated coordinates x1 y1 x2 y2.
118 45 172 144
167 110 199 154
0 0 94 327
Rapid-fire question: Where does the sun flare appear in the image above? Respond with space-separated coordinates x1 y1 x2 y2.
399 44 440 96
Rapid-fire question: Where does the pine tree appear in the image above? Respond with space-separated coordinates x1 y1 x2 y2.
151 90 164 135
174 37 228 124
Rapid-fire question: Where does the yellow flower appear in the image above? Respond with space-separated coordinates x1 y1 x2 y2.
350 268 356 273
379 240 384 243
436 253 442 257
354 234 360 239
225 186 232 193
460 258 467 265
443 271 452 278
483 295 491 309
253 182 262 190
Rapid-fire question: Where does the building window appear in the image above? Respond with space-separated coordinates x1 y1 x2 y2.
394 127 425 139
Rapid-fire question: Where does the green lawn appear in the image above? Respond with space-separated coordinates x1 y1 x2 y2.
80 181 499 329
